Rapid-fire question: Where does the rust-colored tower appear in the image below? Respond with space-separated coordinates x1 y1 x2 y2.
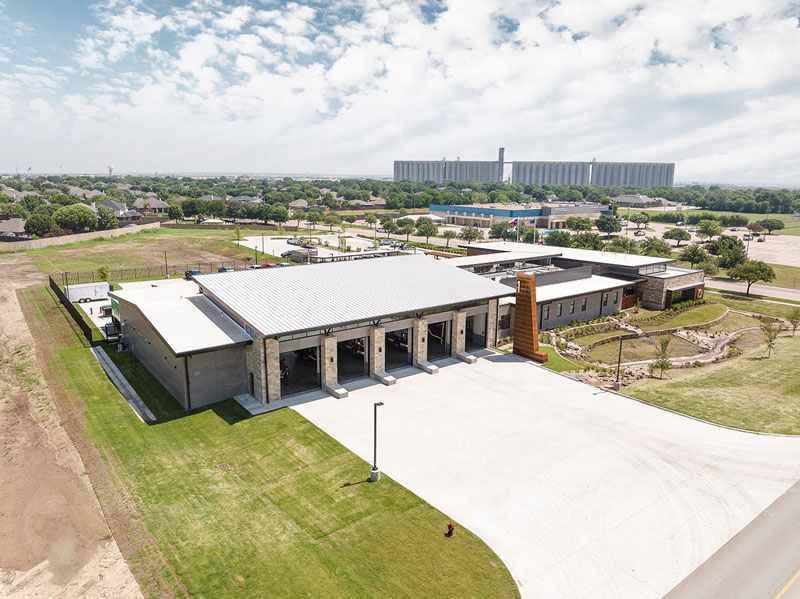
512 272 548 363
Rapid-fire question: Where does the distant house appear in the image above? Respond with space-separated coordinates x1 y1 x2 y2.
229 195 260 204
368 196 387 208
199 194 224 202
133 197 169 213
0 217 28 239
67 185 102 200
93 199 141 222
288 198 309 210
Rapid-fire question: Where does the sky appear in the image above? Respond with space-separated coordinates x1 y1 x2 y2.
0 0 799 185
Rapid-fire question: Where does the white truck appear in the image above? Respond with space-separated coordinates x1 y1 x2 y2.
65 281 110 303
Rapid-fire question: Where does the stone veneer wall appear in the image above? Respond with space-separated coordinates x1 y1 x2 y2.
450 311 466 355
246 334 266 403
320 336 338 389
369 327 385 373
640 270 705 309
265 338 280 402
486 299 499 347
412 319 428 364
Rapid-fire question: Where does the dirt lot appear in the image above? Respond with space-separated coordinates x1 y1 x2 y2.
0 253 141 598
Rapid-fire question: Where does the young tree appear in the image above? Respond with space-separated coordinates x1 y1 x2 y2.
648 336 672 379
758 218 785 234
679 244 709 267
96 205 119 230
415 216 438 244
234 224 241 244
459 225 483 243
697 260 719 277
401 223 415 241
489 222 512 240
345 214 357 225
364 212 377 234
760 321 783 358
384 220 399 238
788 307 800 336
520 226 539 244
663 228 691 247
307 208 322 229
270 204 289 227
717 245 747 269
595 214 622 238
629 212 650 229
728 260 776 295
747 221 765 234
543 230 571 247
323 211 340 231
639 237 672 257
167 203 183 221
696 219 723 241
97 265 110 282
442 229 458 248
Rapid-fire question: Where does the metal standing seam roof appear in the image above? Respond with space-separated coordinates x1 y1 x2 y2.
532 275 628 304
462 241 676 268
193 254 515 337
442 251 561 268
109 283 252 356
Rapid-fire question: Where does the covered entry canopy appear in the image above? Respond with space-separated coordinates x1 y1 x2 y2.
194 255 515 337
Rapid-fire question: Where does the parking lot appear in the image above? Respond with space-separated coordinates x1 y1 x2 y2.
293 354 800 598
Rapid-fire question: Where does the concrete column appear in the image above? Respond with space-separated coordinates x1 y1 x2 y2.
245 334 267 404
320 335 348 398
412 319 428 365
265 338 280 402
450 311 466 356
486 299 499 348
369 326 385 374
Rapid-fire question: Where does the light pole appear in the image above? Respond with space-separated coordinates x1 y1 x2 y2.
370 401 385 482
613 335 623 391
164 251 169 278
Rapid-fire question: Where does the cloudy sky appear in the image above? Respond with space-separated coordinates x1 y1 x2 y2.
1 0 799 185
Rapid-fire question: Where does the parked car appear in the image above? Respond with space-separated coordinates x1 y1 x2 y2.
280 250 293 258
757 236 766 242
378 239 392 246
742 234 752 241
246 264 263 270
687 226 699 232
217 266 234 273
376 228 388 233
184 269 202 279
277 262 292 267
634 230 646 237
287 237 302 246
729 227 739 231
675 221 685 226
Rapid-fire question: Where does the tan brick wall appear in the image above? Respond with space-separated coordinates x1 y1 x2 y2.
369 327 385 374
265 338 281 402
320 335 338 388
412 319 428 364
450 311 466 355
486 299 499 347
245 334 266 403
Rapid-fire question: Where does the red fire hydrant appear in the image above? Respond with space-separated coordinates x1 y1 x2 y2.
446 523 455 537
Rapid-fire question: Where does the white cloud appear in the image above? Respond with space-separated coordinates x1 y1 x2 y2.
0 0 798 185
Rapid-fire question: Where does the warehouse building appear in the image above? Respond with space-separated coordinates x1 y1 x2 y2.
111 256 533 411
430 202 611 229
394 148 505 183
591 162 675 187
512 161 591 186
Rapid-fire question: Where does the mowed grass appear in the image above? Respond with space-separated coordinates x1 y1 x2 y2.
588 334 703 364
637 303 727 332
640 210 800 236
627 332 800 434
537 345 581 372
21 286 518 599
705 291 799 319
24 227 287 274
572 328 626 346
706 311 763 335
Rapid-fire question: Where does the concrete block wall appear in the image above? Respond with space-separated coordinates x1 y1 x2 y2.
486 299 499 347
320 335 338 388
451 311 466 355
412 319 428 364
369 327 385 373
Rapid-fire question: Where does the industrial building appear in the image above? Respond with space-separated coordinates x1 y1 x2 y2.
110 255 541 411
429 202 611 229
394 147 675 187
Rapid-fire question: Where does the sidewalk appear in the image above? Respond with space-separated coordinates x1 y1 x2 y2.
706 278 800 302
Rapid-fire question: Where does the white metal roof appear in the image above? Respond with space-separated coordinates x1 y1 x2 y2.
442 251 561 268
110 281 251 356
534 275 627 304
194 254 515 337
462 241 675 268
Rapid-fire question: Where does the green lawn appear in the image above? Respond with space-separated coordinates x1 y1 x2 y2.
639 209 800 236
674 259 800 290
537 345 580 372
572 328 626 346
21 286 518 599
588 334 703 364
637 303 727 332
705 291 799 319
627 332 800 434
705 311 763 335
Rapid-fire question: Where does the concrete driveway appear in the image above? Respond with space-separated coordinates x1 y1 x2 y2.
292 354 800 598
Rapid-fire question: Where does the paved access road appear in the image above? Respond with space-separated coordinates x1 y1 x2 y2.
293 354 800 599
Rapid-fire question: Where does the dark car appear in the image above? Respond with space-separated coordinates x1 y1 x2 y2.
757 236 766 242
217 266 234 273
184 269 202 279
280 250 293 258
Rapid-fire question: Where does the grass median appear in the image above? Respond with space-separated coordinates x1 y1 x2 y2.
20 285 518 599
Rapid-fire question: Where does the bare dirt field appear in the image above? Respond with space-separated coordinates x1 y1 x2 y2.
0 253 142 599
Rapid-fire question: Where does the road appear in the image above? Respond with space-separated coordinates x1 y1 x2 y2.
706 279 800 302
666 478 800 599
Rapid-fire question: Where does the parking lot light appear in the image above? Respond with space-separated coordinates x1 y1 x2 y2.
370 401 385 482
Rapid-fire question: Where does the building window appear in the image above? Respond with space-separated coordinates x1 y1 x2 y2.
569 300 575 314
613 291 619 304
499 314 510 329
556 303 563 317
603 294 608 307
581 298 587 312
542 305 550 320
